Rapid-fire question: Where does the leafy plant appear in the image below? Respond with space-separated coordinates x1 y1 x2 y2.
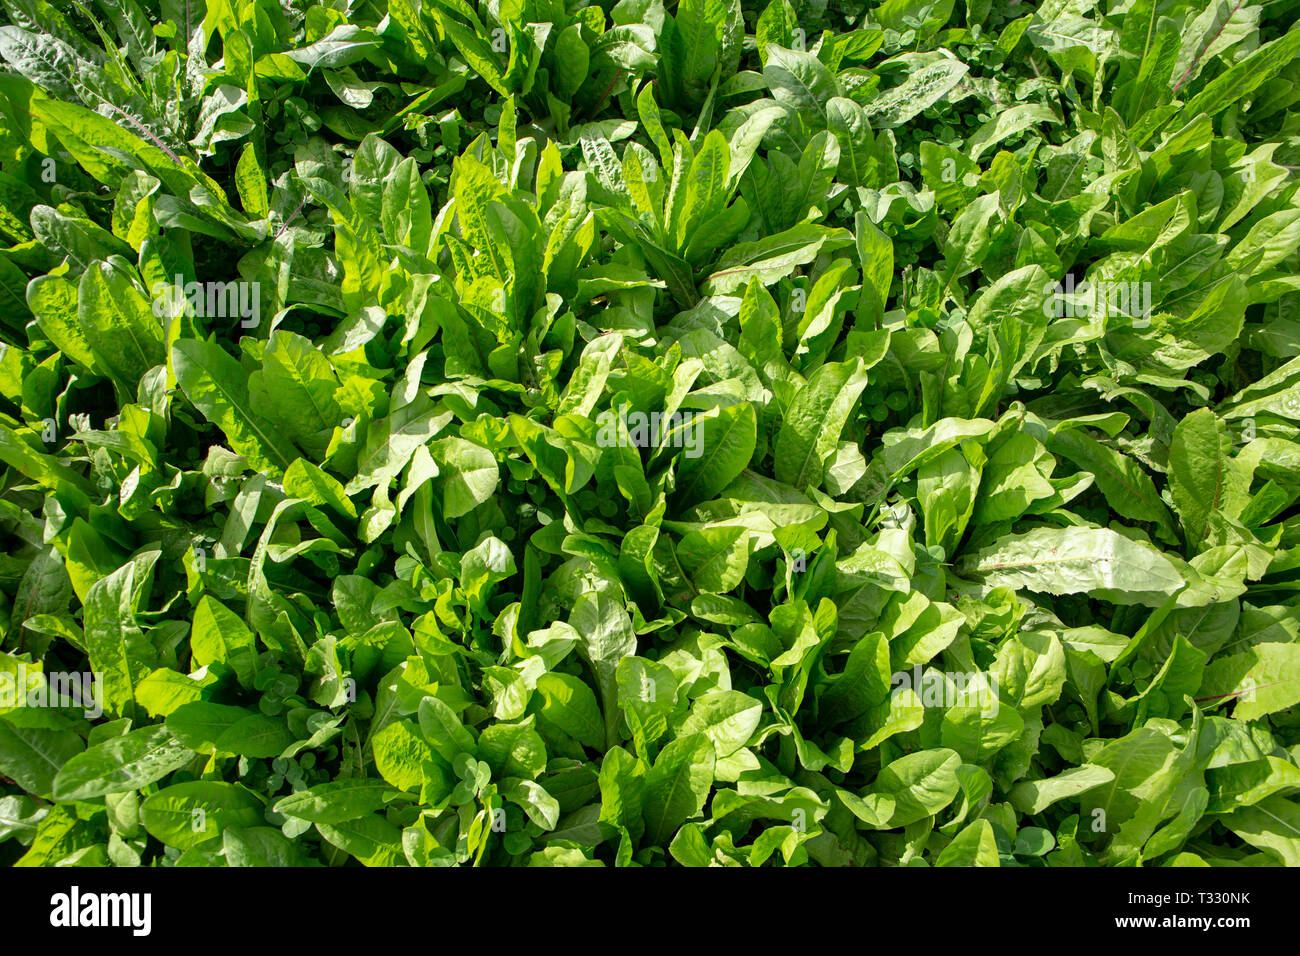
1 0 1300 868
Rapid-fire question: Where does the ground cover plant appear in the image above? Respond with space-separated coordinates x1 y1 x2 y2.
0 0 1299 868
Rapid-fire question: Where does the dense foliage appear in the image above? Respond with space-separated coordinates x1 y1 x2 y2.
1 0 1300 868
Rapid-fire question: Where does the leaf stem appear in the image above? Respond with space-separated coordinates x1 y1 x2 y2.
1172 0 1243 93
274 196 309 242
104 103 185 166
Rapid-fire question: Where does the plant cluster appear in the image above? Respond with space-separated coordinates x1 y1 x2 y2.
1 0 1300 867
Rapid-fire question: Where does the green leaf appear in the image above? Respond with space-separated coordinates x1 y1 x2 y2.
418 696 477 765
763 44 838 125
140 781 264 849
774 357 869 489
615 656 678 758
962 527 1185 603
641 733 715 846
677 690 762 758
869 748 961 827
274 780 393 824
864 58 968 128
571 588 638 749
935 818 1000 866
52 724 195 801
247 331 343 460
78 261 165 395
1168 408 1247 548
701 223 852 295
535 672 604 751
431 436 499 518
172 338 296 476
1010 765 1117 815
372 719 433 791
83 556 156 719
316 815 407 866
0 721 83 797
672 401 757 508
166 701 292 758
1221 796 1300 866
676 525 750 593
189 596 258 690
